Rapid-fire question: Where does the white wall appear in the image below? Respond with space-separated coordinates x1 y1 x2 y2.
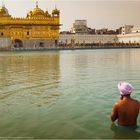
59 34 117 44
117 33 140 43
0 38 11 48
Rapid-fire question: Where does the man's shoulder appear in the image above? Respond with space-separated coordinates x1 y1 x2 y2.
131 98 140 109
114 100 121 107
132 98 139 104
114 99 126 107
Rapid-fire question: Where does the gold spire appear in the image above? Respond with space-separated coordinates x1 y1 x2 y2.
52 5 60 16
36 1 38 8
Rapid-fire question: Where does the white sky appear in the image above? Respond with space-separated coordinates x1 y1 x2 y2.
1 0 140 31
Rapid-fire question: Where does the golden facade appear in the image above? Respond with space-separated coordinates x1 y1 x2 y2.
0 2 60 48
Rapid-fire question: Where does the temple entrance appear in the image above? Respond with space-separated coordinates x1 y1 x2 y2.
14 39 23 48
39 42 44 47
55 40 58 46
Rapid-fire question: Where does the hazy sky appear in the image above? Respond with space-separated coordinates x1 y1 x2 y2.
1 0 140 31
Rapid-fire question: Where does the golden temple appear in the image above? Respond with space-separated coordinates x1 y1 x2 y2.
0 1 60 49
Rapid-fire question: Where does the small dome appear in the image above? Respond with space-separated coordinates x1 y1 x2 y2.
44 10 51 17
52 7 60 16
52 8 60 17
0 5 10 17
27 11 32 18
45 10 48 15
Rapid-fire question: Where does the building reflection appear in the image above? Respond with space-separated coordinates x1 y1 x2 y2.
0 52 60 91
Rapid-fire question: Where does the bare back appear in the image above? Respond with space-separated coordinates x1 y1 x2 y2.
111 96 140 126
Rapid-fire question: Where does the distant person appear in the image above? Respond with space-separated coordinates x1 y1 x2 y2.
110 82 140 127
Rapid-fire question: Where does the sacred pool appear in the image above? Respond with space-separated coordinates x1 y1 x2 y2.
0 49 140 139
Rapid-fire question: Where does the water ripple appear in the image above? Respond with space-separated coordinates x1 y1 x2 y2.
0 50 140 139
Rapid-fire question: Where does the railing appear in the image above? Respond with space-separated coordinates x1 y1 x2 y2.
10 45 140 51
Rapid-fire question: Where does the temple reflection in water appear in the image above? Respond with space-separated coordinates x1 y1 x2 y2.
0 52 60 91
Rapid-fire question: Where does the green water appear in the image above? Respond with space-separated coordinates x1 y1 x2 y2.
0 49 140 139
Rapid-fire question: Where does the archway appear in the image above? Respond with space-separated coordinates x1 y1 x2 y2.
14 39 23 48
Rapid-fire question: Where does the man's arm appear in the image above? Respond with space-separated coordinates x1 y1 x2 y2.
110 102 118 122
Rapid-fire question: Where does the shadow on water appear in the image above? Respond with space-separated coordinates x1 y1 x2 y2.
110 123 140 139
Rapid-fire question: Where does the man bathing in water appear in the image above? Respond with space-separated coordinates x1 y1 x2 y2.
110 82 140 127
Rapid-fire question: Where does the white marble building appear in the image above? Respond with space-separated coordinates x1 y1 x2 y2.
0 37 11 49
117 33 140 44
131 27 140 33
59 34 117 44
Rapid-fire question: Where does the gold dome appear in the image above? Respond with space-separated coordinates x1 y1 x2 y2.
0 5 10 17
32 7 44 16
27 1 45 18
